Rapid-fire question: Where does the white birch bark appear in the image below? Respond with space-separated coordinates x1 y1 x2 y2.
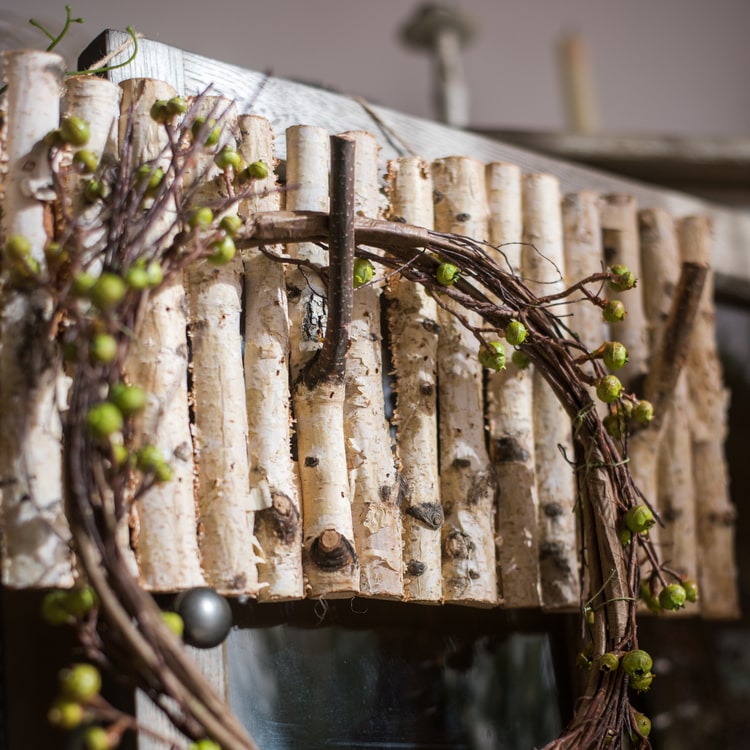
385 156 442 603
237 114 303 601
678 216 738 618
340 130 403 599
522 173 579 610
0 51 73 587
120 79 204 590
486 162 540 607
184 97 260 595
600 194 649 390
60 75 137 578
431 157 498 606
286 125 359 597
635 208 695 587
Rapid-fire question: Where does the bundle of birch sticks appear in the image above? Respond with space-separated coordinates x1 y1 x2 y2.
0 50 738 619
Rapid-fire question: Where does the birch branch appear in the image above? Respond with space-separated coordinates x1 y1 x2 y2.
342 130 403 599
485 162 539 607
120 78 204 590
238 114 303 601
184 97 261 595
523 173 579 610
678 215 738 619
385 156 442 603
0 50 73 587
288 129 359 597
431 156 498 606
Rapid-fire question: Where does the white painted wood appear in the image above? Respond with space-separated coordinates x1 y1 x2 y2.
95 30 750 294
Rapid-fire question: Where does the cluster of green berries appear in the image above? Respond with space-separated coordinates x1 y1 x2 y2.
477 320 530 372
640 578 699 614
41 586 98 626
577 645 656 698
598 264 636 324
3 234 40 288
603 398 654 440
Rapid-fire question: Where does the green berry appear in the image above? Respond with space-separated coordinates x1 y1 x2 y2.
72 272 97 298
353 257 375 288
682 578 699 603
150 99 170 123
244 160 269 180
511 350 531 369
125 264 150 290
48 699 84 729
625 504 655 534
505 320 528 346
5 234 31 261
659 583 687 611
44 241 68 265
602 299 626 323
599 652 620 672
167 96 188 116
596 374 623 404
633 711 652 738
84 179 107 202
188 740 222 750
630 671 655 693
575 651 592 670
219 214 243 237
90 334 118 364
153 461 173 483
189 207 214 230
632 400 654 424
602 341 628 370
436 262 459 286
608 264 637 292
603 412 627 440
621 649 653 678
208 235 236 265
478 341 506 371
62 586 98 618
86 402 123 441
145 260 164 287
73 149 98 174
83 726 113 750
109 382 147 416
110 443 129 467
89 272 127 311
59 663 101 702
41 590 73 626
191 117 220 147
618 526 632 546
136 164 165 197
161 611 185 638
59 115 90 147
136 445 167 472
214 146 243 171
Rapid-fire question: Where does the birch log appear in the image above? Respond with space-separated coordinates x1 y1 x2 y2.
286 126 359 597
431 157 498 606
385 157 442 602
184 98 261 595
237 114 303 601
120 79 204 590
636 209 697 591
341 131 403 599
60 75 138 578
522 174 579 610
486 162 540 607
0 50 73 587
678 216 738 619
599 194 649 391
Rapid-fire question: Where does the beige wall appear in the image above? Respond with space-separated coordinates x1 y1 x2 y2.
2 0 749 135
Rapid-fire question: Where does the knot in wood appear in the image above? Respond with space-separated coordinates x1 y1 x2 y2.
406 559 426 577
405 502 444 529
443 529 474 559
309 530 358 571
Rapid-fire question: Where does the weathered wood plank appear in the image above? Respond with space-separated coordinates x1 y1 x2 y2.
82 30 750 299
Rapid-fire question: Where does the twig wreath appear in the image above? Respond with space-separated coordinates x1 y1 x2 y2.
2 51 708 750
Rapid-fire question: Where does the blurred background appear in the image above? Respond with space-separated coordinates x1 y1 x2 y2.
2 0 750 136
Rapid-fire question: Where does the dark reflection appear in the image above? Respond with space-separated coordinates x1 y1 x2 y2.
227 601 560 749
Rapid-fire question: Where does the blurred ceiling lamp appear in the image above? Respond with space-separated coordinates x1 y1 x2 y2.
400 4 476 128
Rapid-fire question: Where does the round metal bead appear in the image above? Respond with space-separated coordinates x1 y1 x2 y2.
174 587 232 649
